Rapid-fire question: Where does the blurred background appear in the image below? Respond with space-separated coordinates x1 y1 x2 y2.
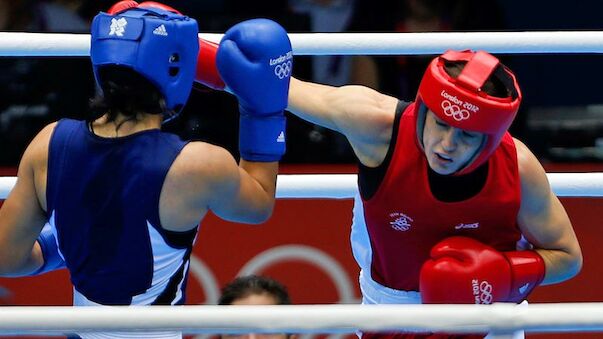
1 0 603 165
1 1 603 338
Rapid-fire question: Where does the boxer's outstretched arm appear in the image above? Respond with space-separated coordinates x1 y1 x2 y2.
195 21 399 166
287 77 399 167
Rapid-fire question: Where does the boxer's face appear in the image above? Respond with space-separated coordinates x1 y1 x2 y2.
422 110 484 175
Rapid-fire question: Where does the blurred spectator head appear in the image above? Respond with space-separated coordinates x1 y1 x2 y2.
219 275 291 306
218 275 294 339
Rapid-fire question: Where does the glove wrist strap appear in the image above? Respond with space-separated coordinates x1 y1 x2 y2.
239 111 286 162
504 250 546 302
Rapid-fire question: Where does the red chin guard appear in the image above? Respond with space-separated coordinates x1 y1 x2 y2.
416 50 522 175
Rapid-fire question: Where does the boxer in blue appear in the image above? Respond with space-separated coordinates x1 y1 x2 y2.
0 2 291 338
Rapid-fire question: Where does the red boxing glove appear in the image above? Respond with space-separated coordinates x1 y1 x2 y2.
138 1 181 14
107 1 181 15
420 236 545 304
107 0 139 14
195 38 225 90
107 1 224 91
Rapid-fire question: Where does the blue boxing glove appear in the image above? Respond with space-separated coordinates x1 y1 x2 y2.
31 224 66 275
217 19 292 162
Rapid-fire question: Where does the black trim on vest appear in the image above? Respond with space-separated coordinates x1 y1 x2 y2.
358 100 410 200
428 162 489 202
157 226 198 249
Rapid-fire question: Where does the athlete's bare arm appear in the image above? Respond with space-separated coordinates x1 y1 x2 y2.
287 77 399 167
515 138 582 284
0 123 55 275
160 142 277 231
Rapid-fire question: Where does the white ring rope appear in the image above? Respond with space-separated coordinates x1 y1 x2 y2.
0 303 602 335
0 177 16 200
1 173 603 200
2 31 603 56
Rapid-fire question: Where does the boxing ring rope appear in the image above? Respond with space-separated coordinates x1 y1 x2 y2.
1 173 603 199
1 303 603 336
2 31 603 56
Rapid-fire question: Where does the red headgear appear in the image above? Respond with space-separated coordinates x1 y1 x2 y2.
415 50 522 175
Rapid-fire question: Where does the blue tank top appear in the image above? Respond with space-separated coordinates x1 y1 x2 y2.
47 119 197 306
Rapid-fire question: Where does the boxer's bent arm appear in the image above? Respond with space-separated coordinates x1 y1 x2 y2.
0 126 50 276
287 77 398 166
167 142 276 227
515 138 583 284
232 160 277 221
207 156 277 224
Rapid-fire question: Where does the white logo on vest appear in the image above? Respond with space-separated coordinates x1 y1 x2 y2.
389 212 414 232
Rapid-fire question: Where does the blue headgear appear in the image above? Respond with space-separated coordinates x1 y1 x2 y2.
90 6 199 121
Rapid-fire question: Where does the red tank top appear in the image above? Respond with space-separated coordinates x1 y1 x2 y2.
361 103 522 291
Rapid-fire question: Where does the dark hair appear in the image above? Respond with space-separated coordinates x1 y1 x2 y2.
443 61 519 99
218 275 291 305
88 66 167 123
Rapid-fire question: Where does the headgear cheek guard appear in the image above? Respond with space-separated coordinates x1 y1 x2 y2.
415 50 522 175
90 5 199 121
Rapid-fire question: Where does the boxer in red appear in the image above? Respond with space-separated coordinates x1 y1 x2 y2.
193 33 582 337
285 50 582 338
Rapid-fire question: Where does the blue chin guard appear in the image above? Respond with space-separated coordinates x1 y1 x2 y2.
90 6 199 121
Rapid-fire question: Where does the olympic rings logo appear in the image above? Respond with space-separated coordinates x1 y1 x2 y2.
441 100 470 121
472 279 494 304
274 61 292 79
479 281 493 304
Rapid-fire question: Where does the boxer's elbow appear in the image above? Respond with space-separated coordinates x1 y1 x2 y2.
0 247 35 277
542 247 582 285
561 241 583 280
245 201 274 225
564 248 583 280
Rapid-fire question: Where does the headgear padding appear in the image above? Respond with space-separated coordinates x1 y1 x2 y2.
416 50 522 175
90 5 199 121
